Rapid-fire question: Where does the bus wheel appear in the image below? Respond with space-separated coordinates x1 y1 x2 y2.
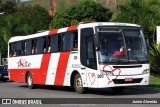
111 87 124 94
74 74 85 94
27 73 35 89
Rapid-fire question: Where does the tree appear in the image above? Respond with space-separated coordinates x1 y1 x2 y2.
114 0 160 41
49 0 112 29
0 4 52 39
0 4 52 58
149 43 160 76
0 0 17 14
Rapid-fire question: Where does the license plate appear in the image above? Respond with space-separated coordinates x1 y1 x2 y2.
125 78 133 82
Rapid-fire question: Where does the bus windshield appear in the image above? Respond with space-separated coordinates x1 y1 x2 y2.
97 26 149 64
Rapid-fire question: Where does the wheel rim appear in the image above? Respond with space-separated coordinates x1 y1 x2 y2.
28 75 32 86
76 77 83 90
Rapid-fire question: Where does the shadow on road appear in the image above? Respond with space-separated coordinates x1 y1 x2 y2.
18 84 160 96
86 86 160 96
0 80 14 83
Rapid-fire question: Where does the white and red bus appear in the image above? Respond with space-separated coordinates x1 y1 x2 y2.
8 22 150 93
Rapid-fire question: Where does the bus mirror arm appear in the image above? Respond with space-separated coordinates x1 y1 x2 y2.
94 34 100 51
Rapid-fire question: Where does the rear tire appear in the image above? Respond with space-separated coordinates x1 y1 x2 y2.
27 73 35 89
74 74 86 94
111 87 124 94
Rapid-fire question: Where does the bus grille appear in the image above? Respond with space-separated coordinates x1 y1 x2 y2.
113 78 143 84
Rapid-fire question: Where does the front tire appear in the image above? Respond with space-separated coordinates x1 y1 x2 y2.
27 73 35 89
74 74 86 94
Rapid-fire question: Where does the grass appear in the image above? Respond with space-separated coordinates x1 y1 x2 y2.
149 75 160 88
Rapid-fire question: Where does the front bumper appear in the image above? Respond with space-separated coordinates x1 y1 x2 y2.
97 73 150 88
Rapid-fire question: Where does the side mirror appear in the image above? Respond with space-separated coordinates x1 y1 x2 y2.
94 34 100 51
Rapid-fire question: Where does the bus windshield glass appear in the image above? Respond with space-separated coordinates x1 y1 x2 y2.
97 26 149 64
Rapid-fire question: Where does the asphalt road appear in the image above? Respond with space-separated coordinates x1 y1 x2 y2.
0 81 160 107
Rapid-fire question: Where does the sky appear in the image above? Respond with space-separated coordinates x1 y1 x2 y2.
20 0 31 2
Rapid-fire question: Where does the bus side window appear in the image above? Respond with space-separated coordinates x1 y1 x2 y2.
80 28 97 70
32 39 37 54
47 37 51 53
73 41 78 51
73 31 78 51
58 34 62 52
62 31 77 51
36 37 44 54
86 37 96 69
13 43 17 57
43 37 47 53
26 40 32 55
16 42 22 56
9 43 14 57
22 41 26 55
62 33 72 51
51 35 58 53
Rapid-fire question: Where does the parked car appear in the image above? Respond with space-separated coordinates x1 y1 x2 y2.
0 65 8 81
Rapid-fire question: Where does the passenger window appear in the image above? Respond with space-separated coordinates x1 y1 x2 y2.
13 43 17 57
26 40 32 55
43 37 47 53
22 41 26 55
58 34 62 52
47 37 51 53
16 42 22 56
73 32 78 51
9 43 14 57
62 31 78 51
32 39 37 54
62 32 74 51
51 35 58 53
35 37 43 54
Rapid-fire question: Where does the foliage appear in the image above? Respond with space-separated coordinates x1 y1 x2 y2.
0 3 52 58
149 43 160 72
0 0 17 14
0 36 7 58
0 4 52 41
14 5 52 35
49 0 112 29
114 0 160 39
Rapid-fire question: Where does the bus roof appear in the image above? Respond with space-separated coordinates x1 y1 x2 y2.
9 22 141 43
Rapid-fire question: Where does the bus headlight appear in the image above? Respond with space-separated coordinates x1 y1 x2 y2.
101 70 114 76
142 69 150 74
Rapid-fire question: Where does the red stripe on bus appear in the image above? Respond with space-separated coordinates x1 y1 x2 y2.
67 25 78 31
9 54 51 84
39 54 51 84
49 29 58 35
54 52 70 86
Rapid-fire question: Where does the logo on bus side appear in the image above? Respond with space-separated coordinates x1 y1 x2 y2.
17 58 31 68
